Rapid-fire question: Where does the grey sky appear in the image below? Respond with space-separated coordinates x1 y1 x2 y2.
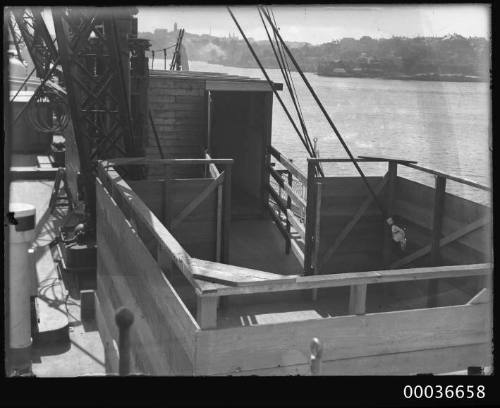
137 5 490 44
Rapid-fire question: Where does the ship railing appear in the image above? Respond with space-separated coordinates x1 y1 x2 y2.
268 145 308 266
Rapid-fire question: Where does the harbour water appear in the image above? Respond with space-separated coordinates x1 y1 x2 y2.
158 60 492 203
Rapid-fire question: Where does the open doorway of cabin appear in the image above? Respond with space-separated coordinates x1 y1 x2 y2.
207 89 302 276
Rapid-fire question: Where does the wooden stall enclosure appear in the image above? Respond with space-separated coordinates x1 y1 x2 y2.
95 158 492 376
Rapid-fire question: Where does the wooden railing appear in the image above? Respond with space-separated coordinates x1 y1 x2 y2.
194 261 492 327
268 146 308 266
97 157 233 298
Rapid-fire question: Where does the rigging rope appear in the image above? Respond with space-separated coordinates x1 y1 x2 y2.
260 6 406 249
258 8 314 157
227 7 323 178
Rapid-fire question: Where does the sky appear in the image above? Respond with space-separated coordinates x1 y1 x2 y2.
137 5 490 44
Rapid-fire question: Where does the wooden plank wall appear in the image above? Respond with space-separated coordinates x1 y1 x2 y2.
394 177 492 267
194 300 491 375
165 178 218 261
147 76 206 178
126 177 218 261
317 176 386 274
96 179 199 375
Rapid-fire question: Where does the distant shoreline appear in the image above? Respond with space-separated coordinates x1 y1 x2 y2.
316 72 487 83
193 60 488 84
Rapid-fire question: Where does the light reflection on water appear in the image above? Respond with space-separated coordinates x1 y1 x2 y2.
156 60 492 205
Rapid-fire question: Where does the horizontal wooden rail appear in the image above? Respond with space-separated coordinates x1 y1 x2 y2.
269 165 306 212
197 263 492 297
287 209 305 239
400 162 491 192
266 202 288 242
307 158 396 163
267 184 287 213
101 157 234 167
269 145 307 184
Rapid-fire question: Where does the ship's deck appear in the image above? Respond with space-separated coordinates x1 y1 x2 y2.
229 219 303 276
9 177 105 377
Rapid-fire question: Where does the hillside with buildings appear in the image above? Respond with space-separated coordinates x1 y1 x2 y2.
141 26 490 82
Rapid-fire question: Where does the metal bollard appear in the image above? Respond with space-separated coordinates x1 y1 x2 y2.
310 337 323 375
8 203 36 371
115 307 134 376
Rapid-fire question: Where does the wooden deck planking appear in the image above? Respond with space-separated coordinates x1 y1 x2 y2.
228 218 303 276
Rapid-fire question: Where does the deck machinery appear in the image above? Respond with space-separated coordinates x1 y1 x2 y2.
7 6 151 284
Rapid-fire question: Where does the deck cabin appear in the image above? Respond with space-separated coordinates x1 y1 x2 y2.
94 70 492 375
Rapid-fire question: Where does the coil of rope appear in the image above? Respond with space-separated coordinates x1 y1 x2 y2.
27 84 70 133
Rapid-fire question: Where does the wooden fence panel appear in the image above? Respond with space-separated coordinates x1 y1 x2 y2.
165 178 219 261
195 301 491 375
96 179 199 375
316 176 385 273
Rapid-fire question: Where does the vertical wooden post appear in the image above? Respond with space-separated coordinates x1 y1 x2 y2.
427 175 446 308
349 284 367 315
312 182 322 301
222 164 232 263
383 161 398 266
304 160 317 276
115 307 134 376
215 184 223 262
310 337 323 375
285 171 292 254
196 296 219 329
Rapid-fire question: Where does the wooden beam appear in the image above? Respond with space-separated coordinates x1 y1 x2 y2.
401 163 491 192
467 288 490 305
286 209 305 240
192 258 296 286
267 184 287 213
170 173 224 230
196 263 492 297
285 171 292 255
196 296 219 329
283 182 307 213
311 182 322 300
303 161 317 276
290 239 305 268
267 202 289 245
348 284 367 315
102 157 234 167
390 215 491 269
358 155 417 164
320 173 389 269
222 164 232 263
269 146 307 184
428 175 447 308
383 162 397 266
215 185 223 262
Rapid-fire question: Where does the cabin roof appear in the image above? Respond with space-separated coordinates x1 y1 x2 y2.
149 69 283 92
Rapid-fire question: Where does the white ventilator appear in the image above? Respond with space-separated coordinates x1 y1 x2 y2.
8 203 36 369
